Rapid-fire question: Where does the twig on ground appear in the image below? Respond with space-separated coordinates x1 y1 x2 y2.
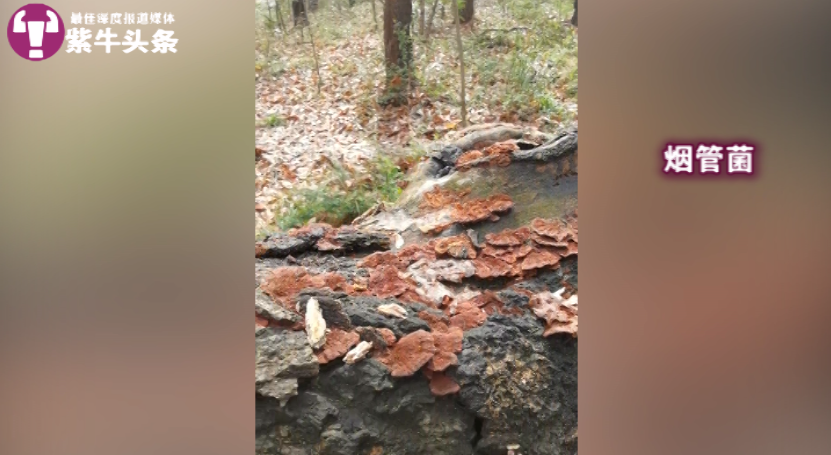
478 26 529 35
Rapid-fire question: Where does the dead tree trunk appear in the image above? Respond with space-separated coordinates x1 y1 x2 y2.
460 0 474 24
571 0 578 26
382 0 413 105
452 0 467 126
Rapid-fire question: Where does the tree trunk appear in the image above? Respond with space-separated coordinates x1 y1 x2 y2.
426 0 439 39
292 0 308 27
419 0 426 35
383 0 413 104
304 0 322 94
452 0 467 126
571 0 577 26
274 0 287 35
460 0 474 24
371 0 378 31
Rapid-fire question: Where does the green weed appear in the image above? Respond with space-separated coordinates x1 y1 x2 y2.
277 154 405 230
258 114 286 128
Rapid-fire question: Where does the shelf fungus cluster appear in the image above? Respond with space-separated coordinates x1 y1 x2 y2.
256 126 578 455
255 211 578 407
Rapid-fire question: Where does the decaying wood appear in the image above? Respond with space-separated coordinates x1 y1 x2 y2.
512 129 578 162
451 125 524 152
305 297 327 349
452 128 577 169
378 303 408 319
455 122 517 135
344 341 373 364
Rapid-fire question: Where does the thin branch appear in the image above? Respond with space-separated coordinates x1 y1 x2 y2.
426 0 440 40
274 0 287 39
452 0 467 126
303 0 323 94
478 26 530 35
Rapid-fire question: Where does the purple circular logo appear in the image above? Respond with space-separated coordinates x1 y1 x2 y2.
7 4 64 61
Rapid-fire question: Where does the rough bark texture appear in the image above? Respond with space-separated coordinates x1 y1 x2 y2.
383 0 413 103
452 125 525 152
455 314 577 454
512 129 578 162
256 321 576 455
460 0 474 24
256 224 391 259
256 360 477 455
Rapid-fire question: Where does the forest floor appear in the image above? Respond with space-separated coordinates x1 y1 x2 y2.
254 0 578 234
